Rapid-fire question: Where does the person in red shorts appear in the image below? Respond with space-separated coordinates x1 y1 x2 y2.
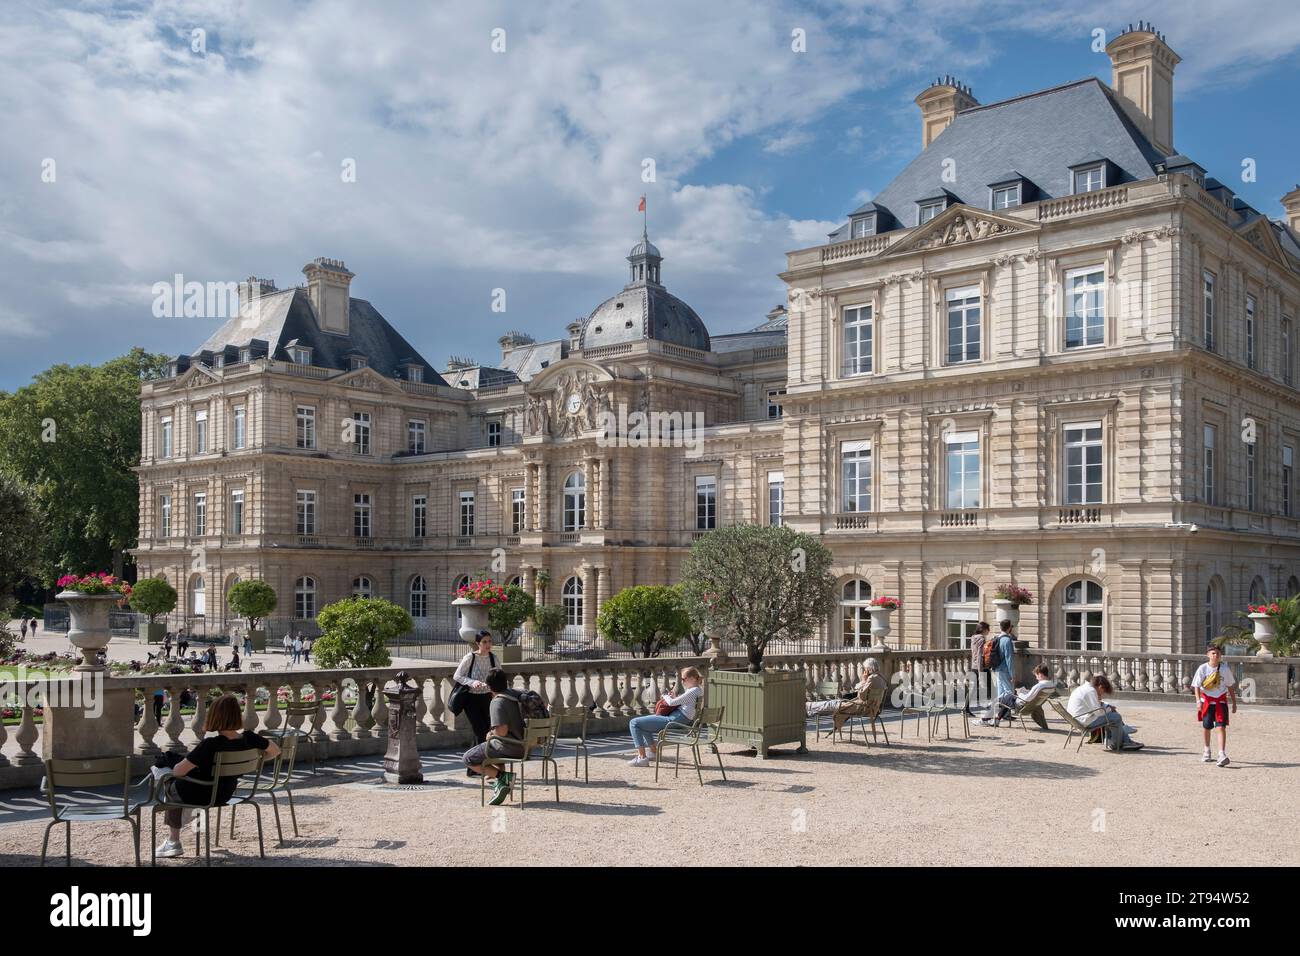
1193 645 1237 767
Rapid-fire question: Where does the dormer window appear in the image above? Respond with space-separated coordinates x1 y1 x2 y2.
991 184 1021 209
1072 164 1106 194
350 356 367 370
239 348 252 364
290 347 311 365
918 201 944 224
850 215 875 239
407 365 423 383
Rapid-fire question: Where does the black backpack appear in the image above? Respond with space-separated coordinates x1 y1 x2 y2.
514 689 550 722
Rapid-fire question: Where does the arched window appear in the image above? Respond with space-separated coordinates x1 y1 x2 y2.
410 576 427 618
191 575 206 618
1249 576 1267 605
563 471 586 531
507 575 522 589
562 576 584 628
1289 576 1300 598
225 574 240 614
453 574 469 625
295 576 316 620
840 579 872 648
352 576 372 599
1062 579 1103 651
943 579 980 648
1204 578 1224 646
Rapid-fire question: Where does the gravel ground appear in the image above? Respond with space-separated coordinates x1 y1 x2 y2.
3 700 1298 867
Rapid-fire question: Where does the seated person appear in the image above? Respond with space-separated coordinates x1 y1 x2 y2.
980 663 1057 727
463 668 528 806
1066 675 1143 752
627 667 704 768
152 694 279 858
807 658 887 735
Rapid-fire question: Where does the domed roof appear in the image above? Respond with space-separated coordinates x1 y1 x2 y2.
580 229 710 352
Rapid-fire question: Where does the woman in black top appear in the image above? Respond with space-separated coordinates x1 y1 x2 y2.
155 694 278 858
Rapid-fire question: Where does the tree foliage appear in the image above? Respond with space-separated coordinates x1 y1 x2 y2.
488 583 535 645
531 604 565 639
226 580 277 629
0 348 171 584
313 597 408 670
679 524 837 671
129 576 177 623
597 585 692 657
0 474 39 602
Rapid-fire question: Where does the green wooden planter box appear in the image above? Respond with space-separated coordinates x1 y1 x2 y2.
247 628 267 653
139 622 166 645
499 644 523 664
708 667 808 758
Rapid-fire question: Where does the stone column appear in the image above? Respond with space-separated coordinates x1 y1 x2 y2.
596 564 610 627
603 457 614 530
581 563 597 638
537 463 549 532
525 463 536 531
585 456 597 529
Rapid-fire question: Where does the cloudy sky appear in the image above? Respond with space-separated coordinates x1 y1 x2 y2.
3 0 1300 389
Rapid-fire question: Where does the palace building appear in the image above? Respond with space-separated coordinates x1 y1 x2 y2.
134 24 1300 653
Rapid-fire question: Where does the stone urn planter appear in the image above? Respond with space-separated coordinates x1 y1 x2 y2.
57 591 121 672
992 599 1021 626
708 667 808 758
869 607 894 649
453 598 491 644
1249 611 1276 658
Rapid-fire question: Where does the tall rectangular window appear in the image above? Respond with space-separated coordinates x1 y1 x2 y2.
944 431 981 508
232 406 246 449
1063 423 1103 505
296 491 316 535
1246 442 1258 511
487 421 502 447
1202 271 1216 351
407 419 426 455
945 287 981 364
411 494 427 538
842 305 873 376
459 491 475 536
160 417 173 458
193 409 208 454
695 476 717 530
353 411 372 455
767 471 784 526
353 493 372 538
511 488 526 534
840 440 872 512
1284 318 1293 386
296 406 316 449
192 492 206 536
767 388 786 419
1203 424 1217 505
1284 446 1294 517
1065 267 1105 349
229 490 244 535
1246 294 1257 369
159 495 171 538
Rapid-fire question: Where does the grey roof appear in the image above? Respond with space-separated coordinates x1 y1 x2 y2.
581 284 711 351
829 78 1167 240
499 339 565 381
711 329 786 354
192 287 446 385
441 365 521 389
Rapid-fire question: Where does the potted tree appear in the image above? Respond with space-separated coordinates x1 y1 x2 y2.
130 576 176 645
453 577 507 644
597 585 692 657
489 582 535 663
56 572 132 672
680 525 836 757
314 596 410 711
226 579 276 653
529 604 565 656
992 583 1034 626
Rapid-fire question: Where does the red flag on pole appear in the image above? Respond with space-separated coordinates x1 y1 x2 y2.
637 196 646 212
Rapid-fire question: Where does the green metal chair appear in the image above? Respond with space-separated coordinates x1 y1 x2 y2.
827 682 891 747
479 717 560 807
654 706 727 785
273 701 323 775
151 749 268 865
811 679 843 741
553 705 592 781
1002 686 1058 732
229 733 300 844
40 756 150 866
1047 697 1107 753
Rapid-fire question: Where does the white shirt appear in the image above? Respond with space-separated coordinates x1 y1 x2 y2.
663 685 702 720
1016 678 1057 704
1067 683 1103 723
1193 662 1236 699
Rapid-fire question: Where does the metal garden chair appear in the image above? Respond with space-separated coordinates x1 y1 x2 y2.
553 705 592 781
151 749 268 865
229 733 301 844
40 756 150 866
1047 697 1107 753
654 706 727 785
479 717 560 806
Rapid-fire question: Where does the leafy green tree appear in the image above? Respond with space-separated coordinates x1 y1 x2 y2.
598 585 692 657
679 524 836 671
313 597 408 669
0 474 39 602
1216 596 1300 657
129 576 177 623
0 348 171 584
488 583 535 645
675 583 710 655
531 604 565 642
226 580 277 630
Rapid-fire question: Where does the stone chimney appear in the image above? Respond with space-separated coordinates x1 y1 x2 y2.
1282 186 1300 234
1105 22 1180 156
301 257 354 335
238 276 276 312
914 76 978 149
566 320 583 352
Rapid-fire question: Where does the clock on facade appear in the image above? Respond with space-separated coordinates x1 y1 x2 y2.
566 392 582 414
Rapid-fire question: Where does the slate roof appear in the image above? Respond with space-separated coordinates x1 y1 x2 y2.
498 339 566 381
441 364 521 389
580 284 712 352
828 78 1168 241
191 287 446 385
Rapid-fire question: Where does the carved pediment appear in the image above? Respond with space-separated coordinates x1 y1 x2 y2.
879 204 1035 258
523 359 615 438
336 366 405 394
1237 218 1289 268
175 364 221 388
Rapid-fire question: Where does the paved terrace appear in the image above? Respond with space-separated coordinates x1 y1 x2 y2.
2 700 1297 867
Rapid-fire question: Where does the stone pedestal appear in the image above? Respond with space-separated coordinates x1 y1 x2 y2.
1240 658 1291 701
42 680 137 761
701 635 730 667
382 673 424 784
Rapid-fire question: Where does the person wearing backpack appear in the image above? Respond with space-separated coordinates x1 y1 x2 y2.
627 666 703 767
450 631 499 756
982 620 1016 720
463 668 528 806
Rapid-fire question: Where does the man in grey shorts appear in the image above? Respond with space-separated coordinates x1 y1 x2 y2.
464 668 526 805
